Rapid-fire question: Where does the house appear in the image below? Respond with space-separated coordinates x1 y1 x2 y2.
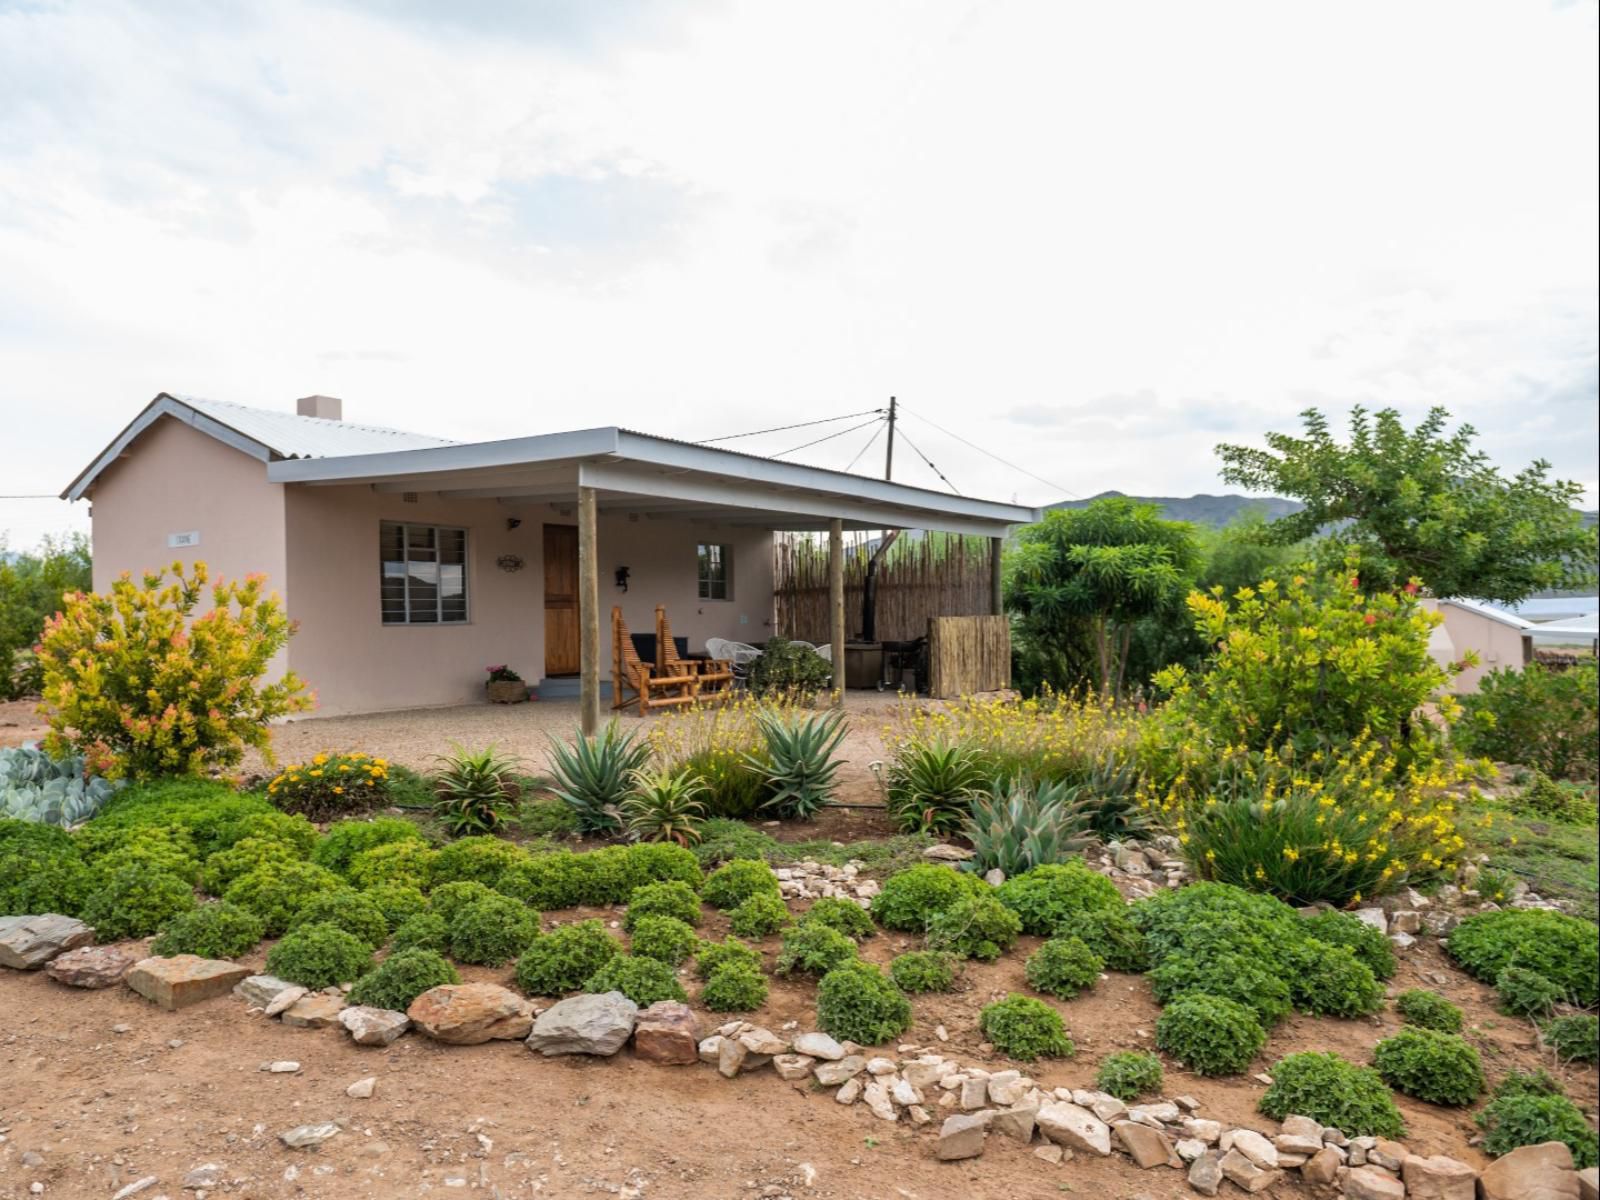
64 394 1037 728
1423 598 1535 694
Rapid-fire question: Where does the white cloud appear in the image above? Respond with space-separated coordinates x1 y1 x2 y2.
0 0 1595 549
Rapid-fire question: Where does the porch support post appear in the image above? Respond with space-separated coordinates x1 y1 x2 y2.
989 535 1004 616
578 485 601 737
829 518 845 709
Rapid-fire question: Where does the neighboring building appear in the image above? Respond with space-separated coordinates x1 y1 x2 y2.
64 393 1034 720
1424 598 1534 694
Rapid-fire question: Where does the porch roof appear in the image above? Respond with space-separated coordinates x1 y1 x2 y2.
266 425 1039 538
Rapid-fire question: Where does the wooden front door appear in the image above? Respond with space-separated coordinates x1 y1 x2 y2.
543 524 580 676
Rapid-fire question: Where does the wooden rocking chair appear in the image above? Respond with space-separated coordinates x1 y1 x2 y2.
612 606 698 715
655 605 734 701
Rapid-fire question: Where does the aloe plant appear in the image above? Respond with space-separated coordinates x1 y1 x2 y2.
620 768 709 847
432 744 522 836
0 745 121 826
963 778 1092 876
546 722 653 833
747 709 847 820
880 739 988 835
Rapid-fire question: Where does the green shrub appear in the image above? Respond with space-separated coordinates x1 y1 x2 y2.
775 922 857 977
286 888 390 950
980 994 1074 1062
1149 951 1293 1026
515 920 623 996
1543 1014 1598 1064
77 824 201 884
1300 909 1397 980
1395 989 1463 1034
82 866 196 940
888 950 958 993
1095 1051 1163 1101
347 948 458 1011
266 751 391 819
1132 881 1299 961
963 778 1093 877
624 842 703 890
701 962 769 1011
1456 663 1598 782
693 818 778 866
568 846 642 905
149 901 264 959
1059 907 1150 972
583 954 688 1006
816 961 913 1046
427 835 525 889
1372 1028 1483 1106
1477 1083 1599 1169
1496 967 1566 1019
1024 936 1104 999
0 835 92 917
694 936 762 980
199 836 299 896
265 922 372 989
746 635 831 699
628 914 699 965
729 893 792 939
515 798 580 838
498 851 584 909
926 893 1023 961
390 911 449 955
869 864 988 931
429 880 498 927
993 863 1122 936
1287 943 1384 1018
363 883 429 931
547 722 653 834
1155 993 1266 1076
800 897 875 940
311 818 424 877
1512 772 1598 823
87 779 271 855
215 809 318 857
346 839 438 891
702 858 780 910
432 745 521 836
1449 909 1598 1006
1258 1052 1406 1138
449 895 540 966
623 881 703 930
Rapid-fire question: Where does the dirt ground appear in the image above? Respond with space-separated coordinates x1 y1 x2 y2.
3 902 1595 1200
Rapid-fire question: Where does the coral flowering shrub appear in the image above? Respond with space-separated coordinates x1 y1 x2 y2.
37 562 312 779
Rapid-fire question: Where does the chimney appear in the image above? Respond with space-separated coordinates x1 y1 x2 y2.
296 395 342 421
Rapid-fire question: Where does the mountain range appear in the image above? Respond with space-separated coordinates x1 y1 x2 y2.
1046 490 1304 527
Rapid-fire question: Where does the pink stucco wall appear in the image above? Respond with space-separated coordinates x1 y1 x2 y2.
1435 603 1531 695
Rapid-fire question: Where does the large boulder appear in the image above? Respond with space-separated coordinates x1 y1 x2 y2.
633 1001 699 1064
125 956 251 1010
1402 1154 1476 1200
1478 1142 1579 1200
408 983 533 1045
525 991 638 1056
45 945 136 988
0 914 95 969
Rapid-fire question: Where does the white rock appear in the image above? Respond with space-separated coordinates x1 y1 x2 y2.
263 986 308 1017
346 1077 376 1099
1037 1101 1111 1157
279 1123 341 1149
773 1054 815 1081
792 1032 846 1061
1231 1129 1279 1169
863 1081 899 1122
866 1056 898 1075
1177 1138 1208 1162
836 1077 863 1105
890 1078 923 1108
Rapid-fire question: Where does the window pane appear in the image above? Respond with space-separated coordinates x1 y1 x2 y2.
440 563 467 623
407 559 439 622
439 528 466 564
380 522 467 624
381 524 407 623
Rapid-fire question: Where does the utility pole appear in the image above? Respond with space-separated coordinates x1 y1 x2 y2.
863 396 900 644
883 395 897 481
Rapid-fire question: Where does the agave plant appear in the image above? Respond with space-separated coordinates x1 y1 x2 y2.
0 745 121 826
962 777 1093 877
547 722 653 833
432 744 523 836
620 767 709 847
747 709 847 820
1075 754 1151 840
880 739 988 835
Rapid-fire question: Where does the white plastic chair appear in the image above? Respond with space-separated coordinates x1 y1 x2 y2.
706 637 762 688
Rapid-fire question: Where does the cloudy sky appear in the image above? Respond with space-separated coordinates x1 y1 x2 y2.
1 0 1596 548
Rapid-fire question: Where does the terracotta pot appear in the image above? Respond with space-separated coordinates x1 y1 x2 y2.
485 679 526 704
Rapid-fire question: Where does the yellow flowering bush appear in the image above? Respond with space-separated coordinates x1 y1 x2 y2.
646 695 792 818
267 751 391 820
37 561 312 779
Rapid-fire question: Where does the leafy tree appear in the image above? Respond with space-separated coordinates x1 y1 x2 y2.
1005 498 1201 694
0 534 92 699
1217 406 1597 602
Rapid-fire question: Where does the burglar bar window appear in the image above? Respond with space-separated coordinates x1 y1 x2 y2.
697 543 732 600
381 522 468 624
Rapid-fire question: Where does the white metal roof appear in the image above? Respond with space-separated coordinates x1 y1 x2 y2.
1527 614 1600 639
1439 597 1536 632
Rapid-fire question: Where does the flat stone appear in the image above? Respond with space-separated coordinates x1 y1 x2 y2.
1280 1114 1324 1140
632 1000 699 1065
814 1055 866 1086
527 991 638 1056
0 914 95 969
1277 1131 1326 1156
44 944 136 988
1183 1118 1223 1144
262 1060 301 1073
1344 1165 1407 1200
991 1104 1038 1143
1189 1151 1224 1196
1131 1101 1181 1124
863 1080 898 1122
263 986 308 1017
937 1113 988 1160
125 956 251 1011
1402 1154 1476 1200
346 1076 376 1099
1370 1139 1409 1171
1579 1168 1599 1200
281 992 345 1028
902 1061 946 1089
961 1077 990 1111
234 974 298 1007
1352 907 1389 933
1219 1148 1282 1194
922 844 974 861
792 1031 846 1061
279 1123 341 1149
338 1005 411 1046
110 1177 159 1200
740 1027 788 1056
717 1037 752 1077
408 983 533 1045
1231 1129 1280 1169
1035 1144 1065 1165
1304 1147 1344 1184
890 1078 922 1108
1037 1101 1111 1157
1390 910 1423 934
835 1076 863 1105
181 1165 223 1189
1176 1138 1207 1163
697 1034 724 1064
774 1054 815 1081
1478 1142 1578 1200
1116 1121 1177 1168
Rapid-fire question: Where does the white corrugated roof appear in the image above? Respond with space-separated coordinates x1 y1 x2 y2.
1441 597 1536 631
175 395 454 459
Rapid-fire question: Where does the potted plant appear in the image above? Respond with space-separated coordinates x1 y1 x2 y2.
484 665 526 704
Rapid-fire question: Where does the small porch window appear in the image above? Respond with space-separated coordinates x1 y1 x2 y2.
381 521 469 624
697 543 732 600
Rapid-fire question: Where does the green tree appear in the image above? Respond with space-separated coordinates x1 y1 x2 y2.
1005 498 1201 694
1217 407 1596 602
0 533 92 699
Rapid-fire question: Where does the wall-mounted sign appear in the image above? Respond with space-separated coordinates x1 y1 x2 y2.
167 530 201 548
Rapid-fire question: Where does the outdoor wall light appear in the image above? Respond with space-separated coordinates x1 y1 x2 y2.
506 517 522 530
615 566 631 592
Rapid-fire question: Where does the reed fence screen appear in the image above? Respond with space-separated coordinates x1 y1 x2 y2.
928 615 1012 697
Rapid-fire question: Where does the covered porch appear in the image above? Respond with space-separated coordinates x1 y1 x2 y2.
268 427 1037 732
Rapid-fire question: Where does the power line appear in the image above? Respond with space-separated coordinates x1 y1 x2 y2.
696 408 884 445
899 405 1080 499
0 494 60 500
895 428 961 495
772 416 885 460
842 420 886 473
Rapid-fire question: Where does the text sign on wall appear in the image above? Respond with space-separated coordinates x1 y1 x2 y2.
167 530 201 549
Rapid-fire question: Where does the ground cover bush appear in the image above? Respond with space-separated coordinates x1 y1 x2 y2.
1148 950 1292 1026
449 894 540 966
993 862 1122 936
217 809 318 857
427 881 497 926
1061 907 1150 972
728 892 791 938
348 948 458 1011
627 914 698 965
347 839 438 890
692 818 780 866
1446 908 1598 1006
1372 1028 1484 1106
1475 1071 1598 1168
1456 663 1598 782
81 866 196 940
1154 993 1265 1076
428 835 526 889
888 950 958 993
1496 966 1566 1018
1511 772 1598 824
1395 989 1463 1033
514 797 580 838
1095 1052 1163 1101
286 889 390 950
267 751 390 819
390 911 449 954
0 822 92 916
1543 1015 1598 1064
816 961 912 1045
702 858 780 910
1258 1052 1406 1138
1287 942 1385 1018
199 836 301 895
701 961 768 1011
979 994 1073 1062
363 883 429 931
774 922 857 977
624 881 703 929
869 864 988 931
82 778 272 856
312 818 425 877
1024 936 1103 999
1299 909 1397 980
515 920 623 995
76 823 201 884
800 898 875 940
584 955 688 1006
265 922 373 989
694 937 762 979
925 893 1022 961
623 842 703 891
149 901 264 959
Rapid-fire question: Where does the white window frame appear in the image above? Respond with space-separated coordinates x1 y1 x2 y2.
697 542 733 601
380 521 470 625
